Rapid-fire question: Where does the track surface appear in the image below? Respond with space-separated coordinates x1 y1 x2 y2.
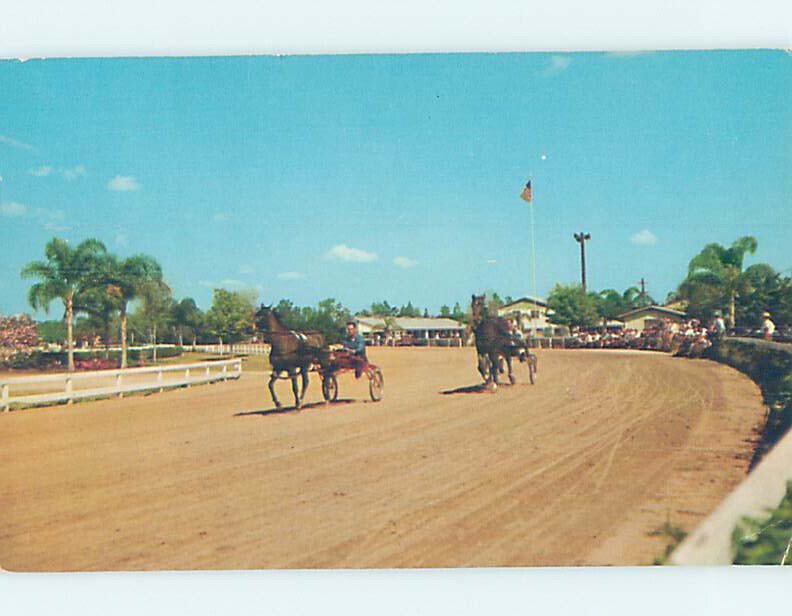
0 348 765 570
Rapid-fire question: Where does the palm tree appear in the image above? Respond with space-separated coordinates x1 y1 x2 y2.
101 254 165 368
21 238 107 371
681 236 758 327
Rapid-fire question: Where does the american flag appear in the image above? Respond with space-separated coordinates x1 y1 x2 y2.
520 180 532 202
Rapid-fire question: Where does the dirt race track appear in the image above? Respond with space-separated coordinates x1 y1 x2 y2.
0 348 766 571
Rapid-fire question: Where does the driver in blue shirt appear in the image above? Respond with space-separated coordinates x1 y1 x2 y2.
342 321 367 377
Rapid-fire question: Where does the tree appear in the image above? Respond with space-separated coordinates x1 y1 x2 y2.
597 286 656 324
78 286 119 356
547 284 600 329
679 236 758 327
172 298 204 346
440 305 451 317
206 289 256 344
621 286 654 309
137 280 174 361
21 237 107 371
451 302 466 323
36 320 67 344
597 288 627 322
101 253 165 368
486 291 504 314
735 264 788 328
398 301 420 317
370 300 398 316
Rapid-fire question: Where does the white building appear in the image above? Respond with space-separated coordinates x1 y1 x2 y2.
355 316 466 345
496 297 558 335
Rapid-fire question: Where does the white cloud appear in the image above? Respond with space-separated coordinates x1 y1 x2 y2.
486 259 498 265
213 212 230 222
107 175 140 191
630 229 658 246
43 221 70 232
393 256 418 268
1 201 27 216
29 165 53 177
239 264 255 275
543 55 572 76
198 279 247 290
277 271 306 280
115 233 129 247
62 165 86 180
325 244 378 263
0 134 36 152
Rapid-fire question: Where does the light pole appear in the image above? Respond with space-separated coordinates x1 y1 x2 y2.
573 232 591 293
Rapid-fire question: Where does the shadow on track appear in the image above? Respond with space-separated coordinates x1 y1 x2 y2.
235 399 355 417
441 383 500 395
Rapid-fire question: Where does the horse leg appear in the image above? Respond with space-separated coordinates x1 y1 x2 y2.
300 363 309 400
506 353 515 385
291 369 302 409
268 372 282 409
477 353 489 382
489 351 499 391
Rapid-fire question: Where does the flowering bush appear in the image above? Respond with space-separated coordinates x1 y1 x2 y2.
0 314 41 367
74 358 118 371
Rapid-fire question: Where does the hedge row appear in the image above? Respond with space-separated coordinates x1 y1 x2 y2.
706 337 792 465
2 346 184 370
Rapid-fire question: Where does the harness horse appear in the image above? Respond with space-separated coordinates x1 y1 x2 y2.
471 295 536 390
255 305 331 409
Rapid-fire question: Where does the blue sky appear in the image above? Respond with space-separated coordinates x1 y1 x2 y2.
1 51 790 316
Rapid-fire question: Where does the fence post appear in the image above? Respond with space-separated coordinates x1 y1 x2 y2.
66 375 73 405
185 367 191 387
2 383 9 412
158 369 164 393
117 372 123 398
222 363 228 381
205 365 211 380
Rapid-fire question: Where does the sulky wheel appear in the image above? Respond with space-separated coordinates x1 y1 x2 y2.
322 374 339 402
368 368 384 401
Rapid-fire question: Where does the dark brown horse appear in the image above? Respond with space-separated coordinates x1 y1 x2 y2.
255 305 331 409
471 294 517 390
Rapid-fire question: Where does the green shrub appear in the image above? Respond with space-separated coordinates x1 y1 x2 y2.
708 338 792 464
733 481 792 565
2 350 63 370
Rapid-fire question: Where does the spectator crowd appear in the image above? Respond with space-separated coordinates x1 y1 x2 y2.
565 316 726 358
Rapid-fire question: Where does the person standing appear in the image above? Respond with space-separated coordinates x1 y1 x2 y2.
712 311 727 339
761 312 776 341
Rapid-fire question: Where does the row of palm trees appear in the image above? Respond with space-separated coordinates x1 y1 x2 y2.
21 237 166 371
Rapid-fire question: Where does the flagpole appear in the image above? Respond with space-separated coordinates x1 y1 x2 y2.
529 175 538 346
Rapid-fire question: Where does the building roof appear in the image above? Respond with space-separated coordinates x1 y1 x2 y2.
617 305 687 320
356 316 465 331
498 296 548 310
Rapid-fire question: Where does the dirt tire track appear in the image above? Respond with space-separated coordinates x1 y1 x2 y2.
0 348 765 570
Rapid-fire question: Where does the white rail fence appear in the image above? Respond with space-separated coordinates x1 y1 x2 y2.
1 358 242 413
191 343 271 356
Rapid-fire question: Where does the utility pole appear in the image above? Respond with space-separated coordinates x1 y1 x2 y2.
573 232 591 293
639 277 647 305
